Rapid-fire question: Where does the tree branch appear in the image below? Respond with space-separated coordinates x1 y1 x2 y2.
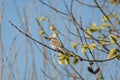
9 20 120 63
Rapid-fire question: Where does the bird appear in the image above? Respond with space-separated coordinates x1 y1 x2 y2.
49 37 64 52
49 37 73 57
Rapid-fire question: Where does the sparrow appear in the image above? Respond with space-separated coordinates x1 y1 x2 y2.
49 37 64 52
49 37 73 57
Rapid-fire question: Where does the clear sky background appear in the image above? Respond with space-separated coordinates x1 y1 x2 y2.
1 0 120 80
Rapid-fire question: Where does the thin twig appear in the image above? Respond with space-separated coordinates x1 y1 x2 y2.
94 0 117 32
69 64 84 80
39 0 69 16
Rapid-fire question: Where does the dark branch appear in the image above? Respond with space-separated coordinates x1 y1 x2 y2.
9 20 55 51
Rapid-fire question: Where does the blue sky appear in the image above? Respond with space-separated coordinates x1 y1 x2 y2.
1 0 120 80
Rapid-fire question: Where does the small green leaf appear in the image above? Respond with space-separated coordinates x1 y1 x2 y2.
108 48 117 59
73 56 79 64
